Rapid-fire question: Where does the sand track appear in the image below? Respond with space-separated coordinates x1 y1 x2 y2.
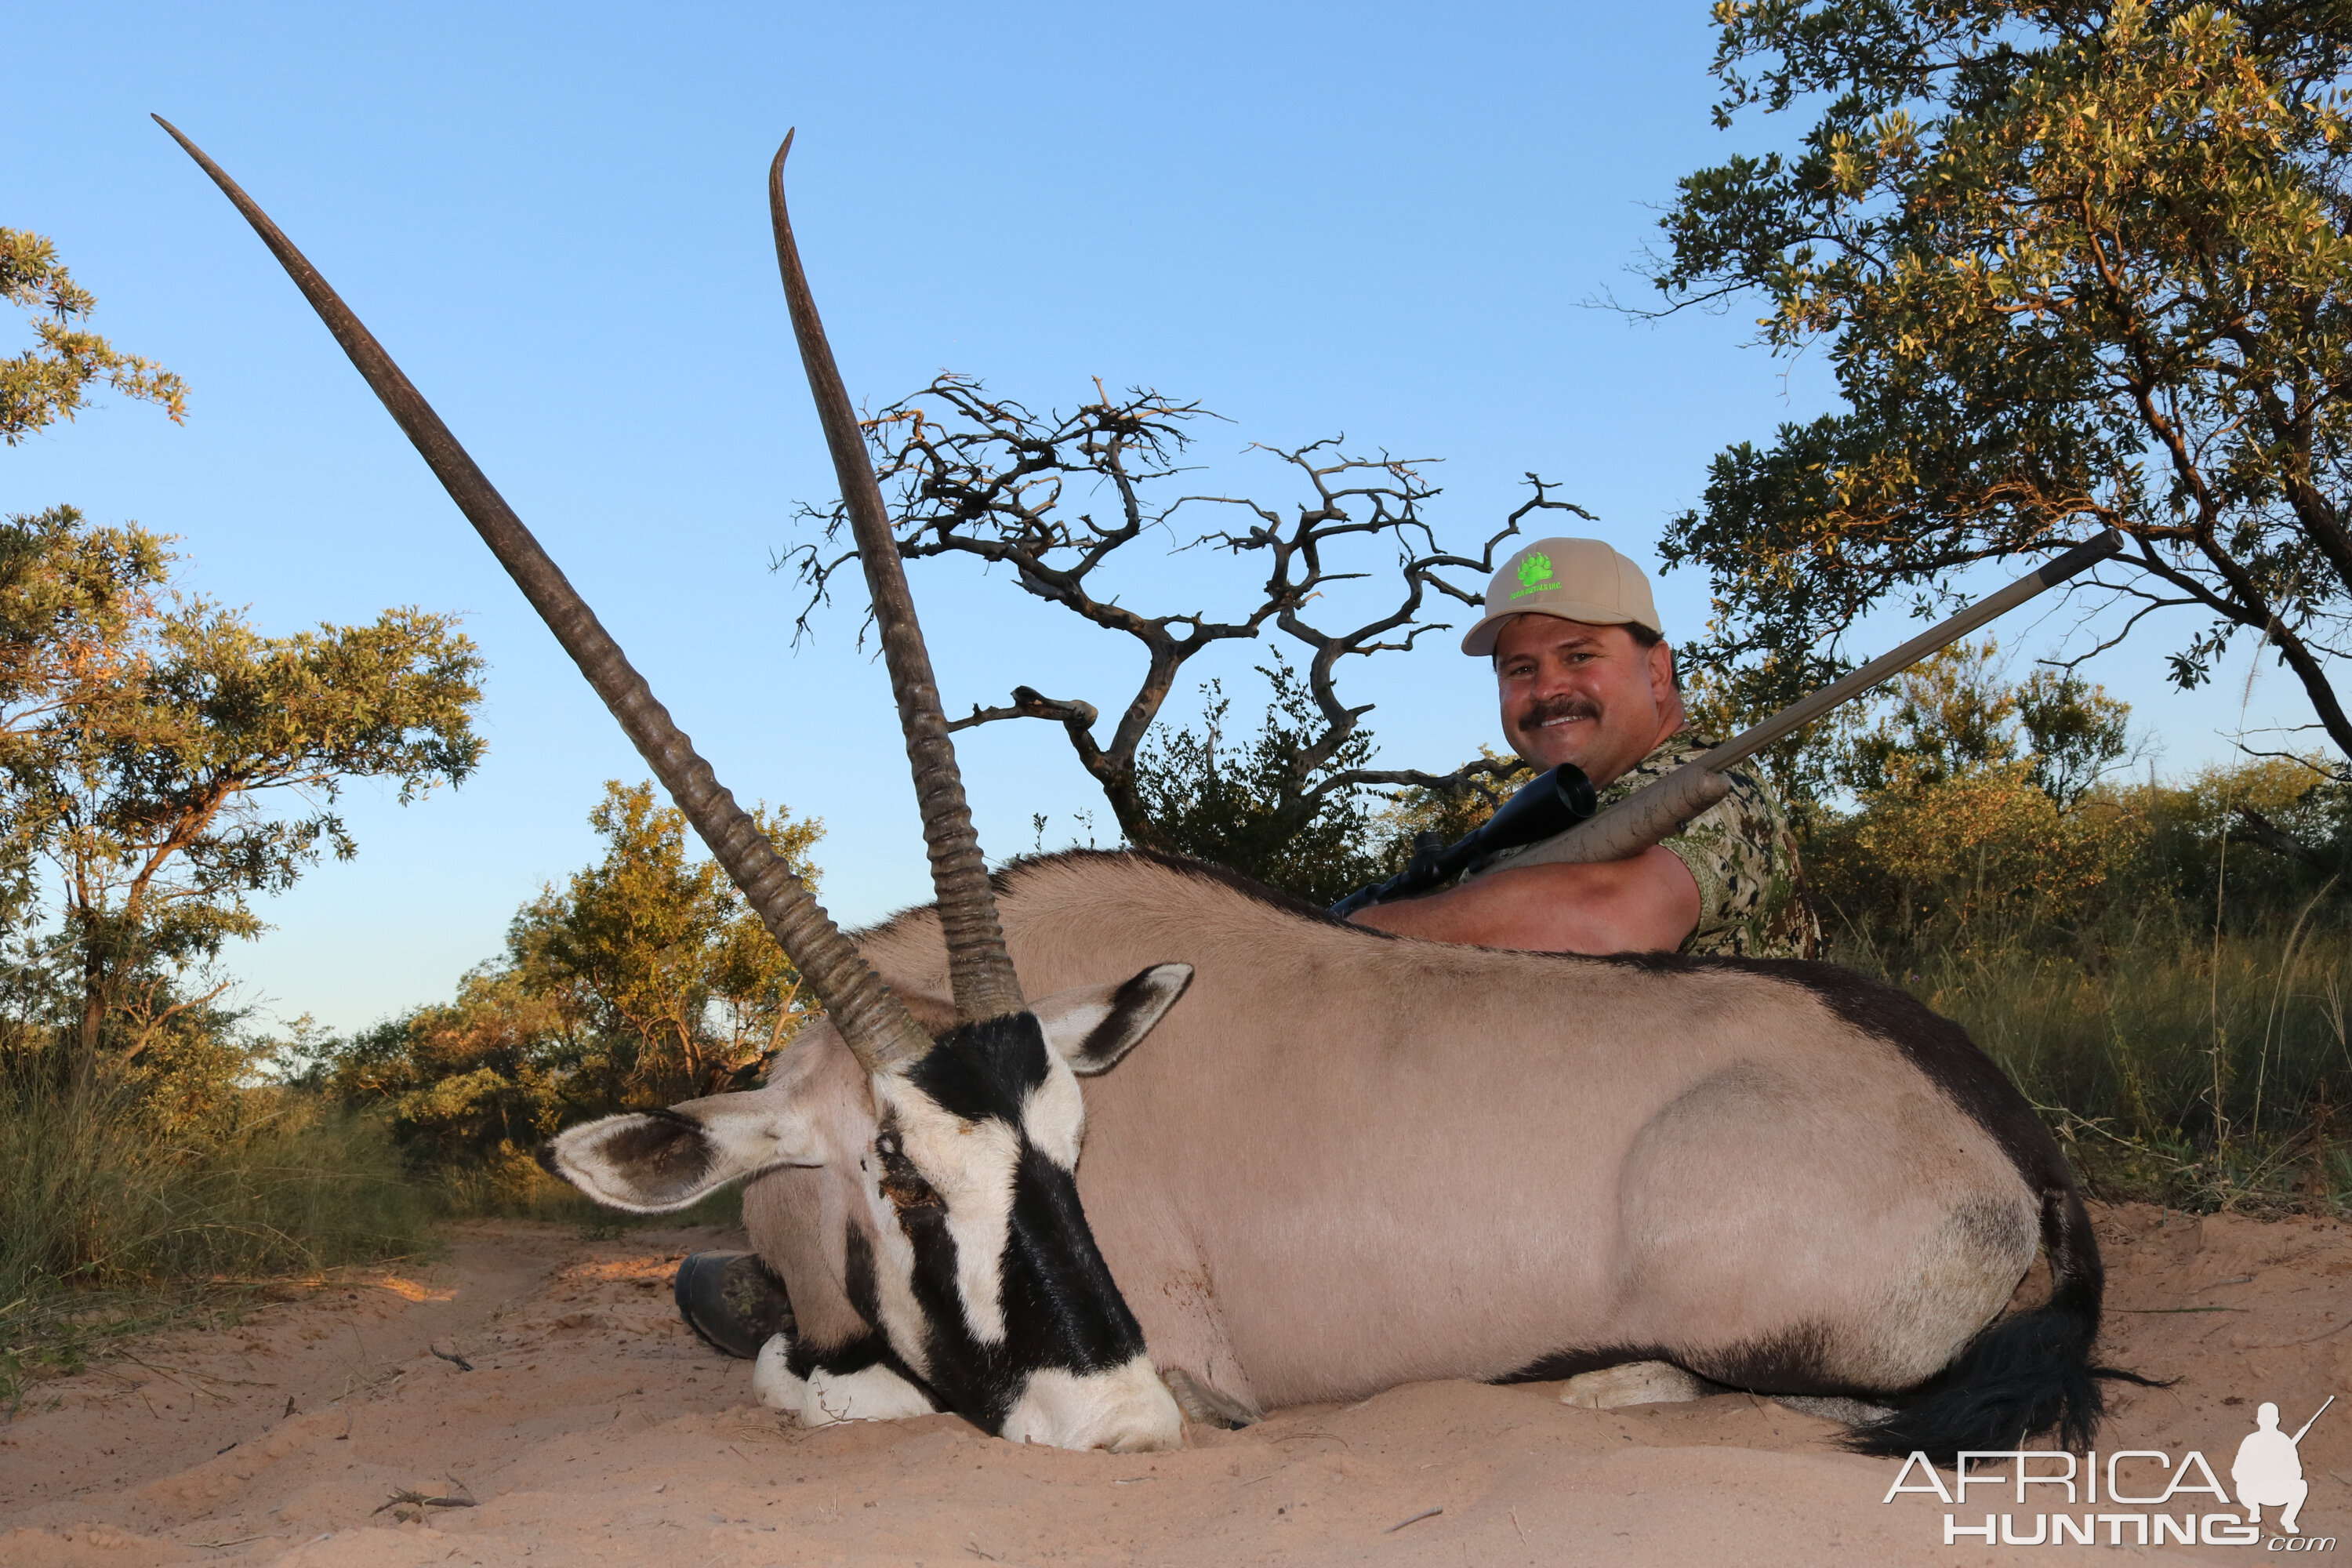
2 1206 2346 1565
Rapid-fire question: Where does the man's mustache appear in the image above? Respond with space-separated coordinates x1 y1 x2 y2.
1519 695 1602 727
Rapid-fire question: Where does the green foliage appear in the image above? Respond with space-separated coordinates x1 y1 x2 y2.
1 522 488 1099
1828 641 2130 803
322 781 823 1178
0 309 476 1334
511 781 818 1107
0 1074 434 1406
1906 916 2352 1212
1 229 187 443
1651 0 2352 768
0 1078 429 1297
1134 664 1396 906
1376 746 1537 847
1789 641 2352 1208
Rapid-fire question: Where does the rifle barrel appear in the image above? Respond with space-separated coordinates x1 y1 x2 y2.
1477 529 2125 876
1703 529 2124 774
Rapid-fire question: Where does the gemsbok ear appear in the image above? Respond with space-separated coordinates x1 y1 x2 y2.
539 1091 822 1214
1031 964 1195 1076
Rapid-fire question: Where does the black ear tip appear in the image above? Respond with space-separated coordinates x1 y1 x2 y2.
535 1138 563 1177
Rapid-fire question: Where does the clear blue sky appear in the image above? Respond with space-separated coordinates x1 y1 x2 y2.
7 3 2315 1035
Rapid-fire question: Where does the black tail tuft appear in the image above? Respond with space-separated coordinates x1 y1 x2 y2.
1842 1188 2166 1465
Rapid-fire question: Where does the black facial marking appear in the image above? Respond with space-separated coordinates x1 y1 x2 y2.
904 1010 1053 1118
843 1222 883 1333
783 1242 941 1406
996 1141 1149 1375
782 1328 940 1402
869 1009 1151 1433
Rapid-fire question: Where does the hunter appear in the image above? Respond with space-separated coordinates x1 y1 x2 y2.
1348 536 1819 959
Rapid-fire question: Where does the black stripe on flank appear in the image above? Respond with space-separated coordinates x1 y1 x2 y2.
1500 1345 1679 1384
1504 1325 1879 1401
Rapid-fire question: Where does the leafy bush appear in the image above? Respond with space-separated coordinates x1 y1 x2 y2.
315 780 822 1187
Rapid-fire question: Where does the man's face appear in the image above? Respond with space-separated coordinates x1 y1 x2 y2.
1494 615 1679 786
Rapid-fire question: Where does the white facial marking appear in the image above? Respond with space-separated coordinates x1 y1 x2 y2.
1020 1057 1087 1171
873 1074 1021 1346
999 1357 1183 1453
753 1334 938 1425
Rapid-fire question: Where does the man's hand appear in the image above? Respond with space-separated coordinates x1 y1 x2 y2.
1345 845 1700 954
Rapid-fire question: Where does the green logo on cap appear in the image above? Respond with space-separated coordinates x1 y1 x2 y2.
1508 550 1555 600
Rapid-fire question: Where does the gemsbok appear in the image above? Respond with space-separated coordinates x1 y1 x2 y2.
163 121 2143 1467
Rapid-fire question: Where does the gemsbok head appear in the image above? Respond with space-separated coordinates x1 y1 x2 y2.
159 119 1189 1452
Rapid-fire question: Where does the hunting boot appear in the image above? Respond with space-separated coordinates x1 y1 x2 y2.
673 1250 794 1359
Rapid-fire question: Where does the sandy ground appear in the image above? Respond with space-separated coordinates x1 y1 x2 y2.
2 1204 2348 1566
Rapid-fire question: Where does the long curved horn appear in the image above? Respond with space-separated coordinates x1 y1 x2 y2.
152 115 934 1075
768 132 1024 1026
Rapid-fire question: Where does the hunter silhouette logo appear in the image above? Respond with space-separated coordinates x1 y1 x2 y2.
2237 1396 2332 1536
1508 551 1556 599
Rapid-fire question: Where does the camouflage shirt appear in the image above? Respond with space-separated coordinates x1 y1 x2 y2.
1484 732 1821 960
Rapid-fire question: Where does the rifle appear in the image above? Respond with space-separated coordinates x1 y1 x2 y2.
1328 528 2124 915
1327 762 1596 919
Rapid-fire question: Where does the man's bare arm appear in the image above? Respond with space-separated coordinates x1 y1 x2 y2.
1345 845 1700 954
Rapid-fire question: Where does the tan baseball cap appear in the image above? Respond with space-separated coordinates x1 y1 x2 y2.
1458 536 1661 656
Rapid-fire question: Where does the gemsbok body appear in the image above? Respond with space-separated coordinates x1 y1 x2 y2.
162 118 2135 1467
558 848 2137 1463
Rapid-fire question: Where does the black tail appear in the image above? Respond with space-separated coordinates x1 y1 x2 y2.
1843 1188 2162 1465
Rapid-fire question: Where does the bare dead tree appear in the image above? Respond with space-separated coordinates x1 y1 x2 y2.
781 373 1590 851
777 373 1589 851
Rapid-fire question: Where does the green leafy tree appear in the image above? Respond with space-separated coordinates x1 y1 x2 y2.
1834 639 2132 806
325 781 824 1173
508 780 822 1106
1647 1 2352 771
1808 641 2141 949
1134 664 1401 905
2 229 186 443
5 554 485 1099
0 508 170 924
